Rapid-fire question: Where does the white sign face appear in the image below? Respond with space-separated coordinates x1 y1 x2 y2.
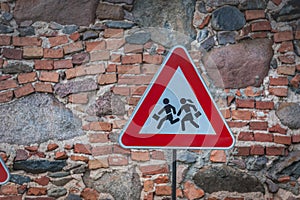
140 67 216 135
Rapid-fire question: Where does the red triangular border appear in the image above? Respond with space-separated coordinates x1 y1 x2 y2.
119 46 235 149
0 157 10 185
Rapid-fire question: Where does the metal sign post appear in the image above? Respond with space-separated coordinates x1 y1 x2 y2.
172 149 177 200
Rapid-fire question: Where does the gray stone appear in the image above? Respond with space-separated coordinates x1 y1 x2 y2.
66 194 82 200
82 31 98 41
105 21 135 29
2 12 13 21
54 78 98 97
51 177 72 186
96 3 124 20
177 151 197 164
17 26 35 36
266 179 279 193
132 0 196 41
125 32 151 44
10 174 31 185
276 103 300 129
72 52 90 65
93 168 142 200
62 25 78 34
91 23 107 31
48 171 70 178
87 91 125 117
217 31 237 45
200 35 215 51
197 28 209 43
294 40 300 57
211 6 246 31
13 160 66 173
14 0 98 26
271 58 278 69
49 22 64 30
2 63 32 74
0 24 13 33
246 156 268 171
0 93 84 145
198 1 207 13
206 0 239 7
20 20 33 27
47 187 67 198
239 0 267 10
104 0 133 4
272 0 300 22
202 38 273 88
193 165 265 193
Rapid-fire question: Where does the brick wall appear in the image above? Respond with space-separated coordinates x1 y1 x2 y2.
0 0 299 199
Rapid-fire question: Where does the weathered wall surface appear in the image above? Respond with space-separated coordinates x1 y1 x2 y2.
0 0 299 199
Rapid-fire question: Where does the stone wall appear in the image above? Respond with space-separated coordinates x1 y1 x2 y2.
0 0 299 199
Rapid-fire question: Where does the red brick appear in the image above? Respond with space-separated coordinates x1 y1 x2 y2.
249 121 268 130
106 38 125 50
254 132 273 142
70 155 89 162
221 109 231 119
244 86 262 97
34 82 53 93
43 48 64 59
97 74 117 85
68 93 88 104
131 151 150 161
278 175 290 183
0 90 13 103
25 146 38 152
118 75 153 85
124 44 143 53
251 32 268 39
17 72 37 84
122 54 142 64
55 151 68 160
0 75 11 81
111 53 121 62
274 31 293 42
0 35 11 46
128 96 140 105
269 77 288 86
80 188 100 200
269 124 287 134
156 185 172 196
256 101 274 110
279 54 295 64
63 41 83 54
107 64 117 72
144 180 154 192
144 192 154 200
85 40 106 52
269 87 288 97
154 175 169 184
199 15 210 29
278 41 294 53
13 36 42 46
27 187 47 195
227 121 248 128
234 147 250 156
183 181 205 199
142 64 160 74
266 146 285 156
292 135 300 143
151 151 165 160
90 50 110 61
131 86 147 95
54 59 73 69
69 32 80 41
74 143 92 155
65 144 74 151
48 35 68 47
0 195 22 200
277 65 296 75
14 83 34 98
39 71 59 83
210 150 226 163
295 30 300 40
47 143 59 151
103 28 124 38
34 176 50 186
94 145 117 157
290 74 300 88
0 185 18 195
117 65 141 74
143 54 163 64
2 48 23 59
112 86 130 96
238 131 254 141
108 155 128 166
274 135 291 145
250 145 265 155
89 133 109 143
23 47 43 58
251 21 271 31
113 144 131 155
83 122 112 131
236 98 255 108
88 158 109 169
232 110 252 120
34 60 54 70
139 164 169 176
244 10 265 21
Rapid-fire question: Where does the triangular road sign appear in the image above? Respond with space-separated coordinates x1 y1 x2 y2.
119 46 235 149
0 157 10 185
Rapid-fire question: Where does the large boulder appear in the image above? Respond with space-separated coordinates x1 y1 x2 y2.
0 93 83 145
14 0 98 26
202 38 273 88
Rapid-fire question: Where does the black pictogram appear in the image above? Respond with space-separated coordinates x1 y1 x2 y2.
177 98 201 131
